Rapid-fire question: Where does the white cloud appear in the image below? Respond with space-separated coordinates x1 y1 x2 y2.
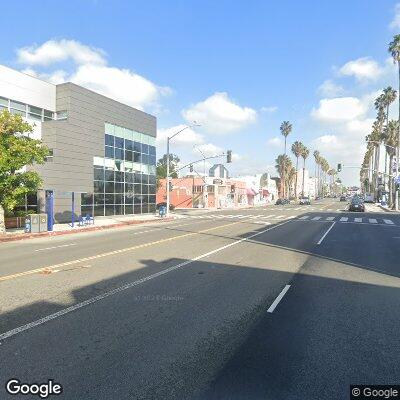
311 97 367 122
339 57 383 82
16 39 171 110
390 3 400 29
317 79 344 97
193 143 223 157
156 125 204 149
267 137 283 148
182 92 257 134
261 106 278 113
17 39 106 67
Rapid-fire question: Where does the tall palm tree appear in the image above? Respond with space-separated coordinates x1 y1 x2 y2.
382 87 397 189
313 150 320 196
280 121 292 198
288 166 297 198
384 120 399 206
300 145 309 197
275 154 292 199
388 35 400 209
291 141 303 199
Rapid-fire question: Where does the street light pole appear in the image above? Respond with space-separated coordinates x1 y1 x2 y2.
165 123 200 216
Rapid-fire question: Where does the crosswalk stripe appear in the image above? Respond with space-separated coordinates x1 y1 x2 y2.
354 218 362 223
369 218 377 224
311 216 321 220
384 219 394 225
261 215 273 219
326 217 335 221
299 216 309 220
340 217 348 222
275 215 285 219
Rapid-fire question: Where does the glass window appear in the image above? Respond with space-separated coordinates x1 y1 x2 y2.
149 165 156 175
56 110 68 120
115 182 124 193
125 172 134 183
94 194 104 205
94 205 105 217
115 148 124 160
149 175 156 185
149 204 156 213
142 185 149 195
114 125 124 138
142 144 149 155
105 123 115 135
94 181 104 193
10 100 25 112
105 182 114 193
125 183 134 193
105 146 114 159
115 171 124 182
134 173 142 184
81 193 93 206
142 134 150 145
28 113 42 121
149 155 156 166
105 134 114 146
134 184 141 194
94 167 104 181
115 137 124 149
0 97 8 107
115 194 123 204
105 194 114 204
125 150 133 162
123 128 133 140
149 186 156 195
142 154 149 165
132 162 141 172
105 205 115 216
105 169 114 181
134 131 141 142
148 136 156 147
44 109 54 119
133 141 141 152
125 139 133 151
28 105 42 115
133 152 141 163
114 205 123 215
115 160 124 171
142 164 150 175
10 109 25 116
134 204 142 214
149 195 156 204
125 205 134 215
149 145 156 156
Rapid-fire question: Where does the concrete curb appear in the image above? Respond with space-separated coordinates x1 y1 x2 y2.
0 217 176 243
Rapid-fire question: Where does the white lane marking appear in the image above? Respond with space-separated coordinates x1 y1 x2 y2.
369 219 377 224
299 216 309 220
354 218 362 223
261 215 273 219
275 215 285 219
0 219 293 341
317 222 336 245
327 209 333 211
267 285 291 313
326 217 335 221
312 216 321 220
35 244 77 252
384 219 394 225
340 217 348 222
286 216 296 219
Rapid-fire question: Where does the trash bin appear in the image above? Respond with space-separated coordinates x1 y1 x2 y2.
26 214 40 233
39 214 48 232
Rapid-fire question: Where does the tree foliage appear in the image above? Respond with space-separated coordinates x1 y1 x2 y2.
0 110 49 211
156 153 180 188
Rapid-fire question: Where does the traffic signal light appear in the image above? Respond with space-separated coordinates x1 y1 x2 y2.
337 163 342 172
189 164 193 173
168 182 173 192
227 150 232 163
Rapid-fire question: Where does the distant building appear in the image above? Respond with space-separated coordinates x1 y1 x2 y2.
209 164 229 179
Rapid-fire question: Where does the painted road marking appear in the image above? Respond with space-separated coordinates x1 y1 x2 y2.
312 216 321 220
267 285 291 313
299 216 309 220
0 220 293 341
0 221 243 283
369 219 377 224
384 219 394 225
340 217 348 222
354 218 362 223
326 217 335 221
35 244 77 252
317 222 336 245
275 215 286 219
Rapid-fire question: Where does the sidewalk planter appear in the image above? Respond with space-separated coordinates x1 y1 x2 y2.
5 217 26 229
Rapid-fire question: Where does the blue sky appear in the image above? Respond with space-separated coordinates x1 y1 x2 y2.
2 0 400 184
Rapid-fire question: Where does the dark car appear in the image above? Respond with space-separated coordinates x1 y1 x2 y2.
299 197 311 205
156 202 175 211
349 198 365 212
339 195 346 202
275 198 290 205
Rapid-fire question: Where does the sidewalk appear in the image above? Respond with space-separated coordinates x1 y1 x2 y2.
0 213 179 243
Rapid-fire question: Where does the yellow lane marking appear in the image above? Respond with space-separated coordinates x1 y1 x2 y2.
0 221 242 283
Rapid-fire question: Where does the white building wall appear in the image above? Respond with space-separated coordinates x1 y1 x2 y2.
0 65 56 111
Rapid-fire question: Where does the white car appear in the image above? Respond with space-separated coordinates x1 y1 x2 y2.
364 194 374 203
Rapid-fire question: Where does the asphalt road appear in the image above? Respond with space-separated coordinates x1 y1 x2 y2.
0 199 399 399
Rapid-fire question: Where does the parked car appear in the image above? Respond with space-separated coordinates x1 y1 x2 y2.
349 198 365 212
315 196 321 200
299 197 311 205
364 194 374 203
275 198 290 205
339 195 346 202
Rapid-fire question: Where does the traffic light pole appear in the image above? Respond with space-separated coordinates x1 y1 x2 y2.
166 137 170 216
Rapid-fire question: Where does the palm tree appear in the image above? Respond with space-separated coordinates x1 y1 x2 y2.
300 145 309 197
384 120 399 206
288 166 297 198
382 87 397 189
313 150 320 196
291 141 304 199
275 154 292 198
280 121 292 198
388 35 400 209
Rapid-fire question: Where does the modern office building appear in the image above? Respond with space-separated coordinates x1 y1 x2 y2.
0 64 157 221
